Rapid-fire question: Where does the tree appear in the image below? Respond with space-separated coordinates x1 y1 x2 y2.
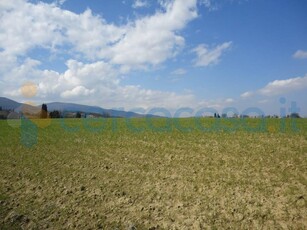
102 112 111 118
40 104 48 118
49 110 61 118
76 112 81 118
290 113 300 118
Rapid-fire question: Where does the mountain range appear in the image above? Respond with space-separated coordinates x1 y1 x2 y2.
0 97 152 118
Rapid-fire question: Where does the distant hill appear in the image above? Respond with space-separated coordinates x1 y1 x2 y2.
0 97 21 110
0 97 153 118
46 102 146 118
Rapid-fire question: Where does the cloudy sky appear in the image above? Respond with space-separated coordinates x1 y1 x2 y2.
0 0 306 116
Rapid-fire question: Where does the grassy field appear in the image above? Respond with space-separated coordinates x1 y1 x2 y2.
0 118 306 229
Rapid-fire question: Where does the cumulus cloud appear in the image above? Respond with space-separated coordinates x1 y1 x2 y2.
0 0 202 110
0 56 197 110
61 86 95 98
193 42 232 67
258 75 307 96
0 0 125 60
110 0 198 69
132 0 149 8
240 75 307 98
0 0 243 113
0 0 198 69
293 50 307 59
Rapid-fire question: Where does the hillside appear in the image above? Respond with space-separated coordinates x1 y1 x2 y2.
46 102 145 118
0 97 148 118
0 97 21 110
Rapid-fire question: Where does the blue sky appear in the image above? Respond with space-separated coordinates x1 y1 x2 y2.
0 0 307 116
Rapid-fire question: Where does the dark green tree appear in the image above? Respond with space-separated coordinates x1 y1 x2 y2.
49 110 61 118
40 103 48 118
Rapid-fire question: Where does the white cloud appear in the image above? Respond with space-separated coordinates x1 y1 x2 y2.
0 0 198 70
258 75 307 96
240 75 307 98
59 0 67 5
0 52 17 76
0 57 197 110
196 97 235 109
132 0 149 9
0 0 261 116
112 85 196 110
240 91 253 98
61 86 95 98
193 42 232 67
200 0 212 8
225 98 234 103
110 0 198 69
55 0 67 6
199 0 218 11
171 68 187 75
0 0 125 59
293 50 307 59
1 0 236 112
